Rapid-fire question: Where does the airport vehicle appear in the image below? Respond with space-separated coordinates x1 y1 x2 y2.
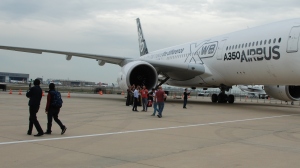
1 18 300 103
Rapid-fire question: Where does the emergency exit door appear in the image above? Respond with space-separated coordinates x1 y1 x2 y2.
287 26 300 53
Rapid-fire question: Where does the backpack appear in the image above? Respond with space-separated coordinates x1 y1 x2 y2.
50 91 63 108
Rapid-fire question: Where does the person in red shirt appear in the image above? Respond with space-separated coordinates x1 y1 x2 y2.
141 85 149 111
45 83 67 135
155 86 166 118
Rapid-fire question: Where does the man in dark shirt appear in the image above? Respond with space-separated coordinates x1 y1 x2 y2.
26 79 44 136
183 88 191 109
45 83 67 135
126 86 131 106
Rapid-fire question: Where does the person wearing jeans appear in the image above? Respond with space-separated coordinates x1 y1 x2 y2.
151 88 158 116
141 85 149 112
155 86 166 118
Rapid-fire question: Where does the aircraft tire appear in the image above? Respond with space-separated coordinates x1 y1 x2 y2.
211 94 218 103
228 94 235 103
217 93 227 103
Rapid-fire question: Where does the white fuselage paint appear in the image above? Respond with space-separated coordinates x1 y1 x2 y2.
139 19 300 87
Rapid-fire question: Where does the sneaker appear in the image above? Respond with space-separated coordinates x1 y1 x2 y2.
61 127 67 135
157 115 161 118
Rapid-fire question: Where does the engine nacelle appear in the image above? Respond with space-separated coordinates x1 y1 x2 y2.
264 85 300 101
117 61 158 91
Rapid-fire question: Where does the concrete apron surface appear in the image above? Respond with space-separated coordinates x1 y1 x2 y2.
1 92 300 168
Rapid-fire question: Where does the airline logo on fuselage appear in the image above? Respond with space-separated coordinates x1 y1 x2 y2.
162 48 184 56
224 45 280 62
184 41 218 64
190 41 218 58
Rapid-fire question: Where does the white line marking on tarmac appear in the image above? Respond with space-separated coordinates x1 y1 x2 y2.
0 114 297 145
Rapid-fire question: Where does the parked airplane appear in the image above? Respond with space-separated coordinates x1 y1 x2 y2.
238 85 268 98
238 85 265 94
1 18 300 103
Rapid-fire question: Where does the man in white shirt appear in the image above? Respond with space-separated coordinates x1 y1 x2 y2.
132 86 140 112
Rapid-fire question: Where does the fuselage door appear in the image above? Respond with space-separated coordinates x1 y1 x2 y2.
287 26 300 53
216 39 227 60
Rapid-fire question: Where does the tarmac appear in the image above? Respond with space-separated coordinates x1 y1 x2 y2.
1 91 300 168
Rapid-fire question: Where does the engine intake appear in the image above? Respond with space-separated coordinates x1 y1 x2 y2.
117 61 158 90
264 85 300 101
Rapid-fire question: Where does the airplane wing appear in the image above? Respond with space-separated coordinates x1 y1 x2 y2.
0 45 206 75
247 88 264 93
0 45 132 66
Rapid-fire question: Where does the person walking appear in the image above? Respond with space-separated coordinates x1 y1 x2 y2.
26 79 44 136
132 86 140 112
129 84 135 106
151 88 159 116
156 86 166 118
183 88 191 109
44 83 67 135
141 85 149 112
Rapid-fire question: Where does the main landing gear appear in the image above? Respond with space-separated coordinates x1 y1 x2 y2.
211 86 235 104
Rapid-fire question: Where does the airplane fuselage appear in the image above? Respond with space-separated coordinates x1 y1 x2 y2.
140 19 300 88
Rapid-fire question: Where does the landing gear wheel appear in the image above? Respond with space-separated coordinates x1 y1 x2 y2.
228 94 235 103
217 93 228 103
211 94 218 103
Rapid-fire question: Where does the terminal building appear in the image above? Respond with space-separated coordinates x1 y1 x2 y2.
0 72 29 83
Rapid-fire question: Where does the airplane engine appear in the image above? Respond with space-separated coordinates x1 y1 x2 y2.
264 85 300 101
117 61 158 91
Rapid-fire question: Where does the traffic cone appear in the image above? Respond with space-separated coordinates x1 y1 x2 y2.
42 90 45 96
18 89 22 95
67 92 71 98
9 89 12 94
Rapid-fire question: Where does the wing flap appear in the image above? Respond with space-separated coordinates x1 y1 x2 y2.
141 58 206 75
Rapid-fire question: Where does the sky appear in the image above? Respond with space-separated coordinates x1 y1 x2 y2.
0 0 299 84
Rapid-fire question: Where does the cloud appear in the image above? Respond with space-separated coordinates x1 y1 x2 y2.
0 0 299 83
